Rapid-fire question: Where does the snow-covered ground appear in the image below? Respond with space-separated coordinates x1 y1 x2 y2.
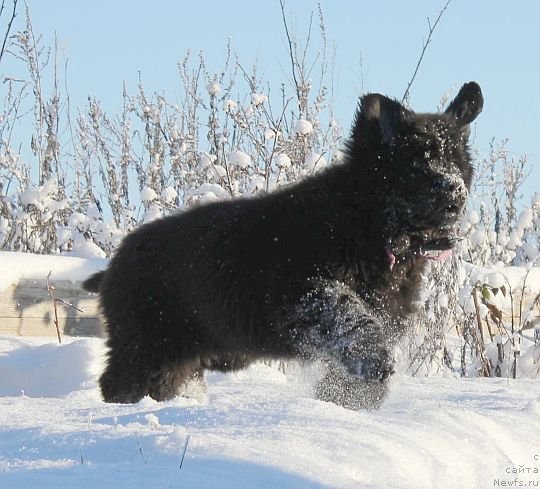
1 335 540 489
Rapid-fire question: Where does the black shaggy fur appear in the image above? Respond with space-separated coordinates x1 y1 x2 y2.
84 82 483 409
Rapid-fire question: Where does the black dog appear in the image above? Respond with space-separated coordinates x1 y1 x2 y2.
84 82 483 408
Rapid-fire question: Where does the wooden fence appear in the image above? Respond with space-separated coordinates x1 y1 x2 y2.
0 278 102 338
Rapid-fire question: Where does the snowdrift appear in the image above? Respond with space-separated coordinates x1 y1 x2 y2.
1 336 540 488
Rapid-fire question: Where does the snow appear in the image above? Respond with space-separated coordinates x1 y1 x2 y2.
140 186 158 202
143 203 163 223
0 337 102 397
522 242 540 261
294 119 314 136
211 163 227 179
1 252 540 487
264 127 280 140
508 230 522 250
0 336 540 488
0 251 106 292
19 188 40 207
251 93 267 106
161 186 178 203
487 271 507 289
18 179 60 211
222 99 237 113
465 262 540 292
206 81 221 96
227 150 251 169
70 235 108 259
305 152 327 171
517 208 533 231
188 183 229 203
198 152 217 168
469 228 485 248
274 153 292 169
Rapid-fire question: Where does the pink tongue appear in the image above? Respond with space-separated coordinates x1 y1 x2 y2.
386 249 397 270
427 248 453 261
386 247 453 270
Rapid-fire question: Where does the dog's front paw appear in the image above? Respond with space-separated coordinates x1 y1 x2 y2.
315 358 392 410
356 350 395 383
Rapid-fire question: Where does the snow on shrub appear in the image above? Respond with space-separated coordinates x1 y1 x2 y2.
1 7 341 258
264 128 280 140
143 204 163 223
161 186 178 204
223 99 238 113
304 152 326 172
206 80 222 96
228 150 251 169
294 119 314 136
274 153 291 169
187 183 229 205
251 93 267 107
140 186 158 202
409 137 540 380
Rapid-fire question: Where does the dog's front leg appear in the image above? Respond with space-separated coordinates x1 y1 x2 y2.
289 279 394 410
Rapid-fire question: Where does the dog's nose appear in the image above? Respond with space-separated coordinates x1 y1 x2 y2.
433 175 467 215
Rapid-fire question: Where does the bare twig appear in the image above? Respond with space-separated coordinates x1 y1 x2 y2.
401 0 452 104
179 434 190 470
471 287 491 377
55 297 83 313
0 0 18 64
46 270 62 344
471 287 485 344
136 439 147 464
46 271 84 343
279 0 301 110
518 257 539 327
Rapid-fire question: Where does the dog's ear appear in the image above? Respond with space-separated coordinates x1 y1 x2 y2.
445 82 483 126
353 94 406 145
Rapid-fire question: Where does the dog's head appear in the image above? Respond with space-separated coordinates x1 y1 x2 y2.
349 82 483 258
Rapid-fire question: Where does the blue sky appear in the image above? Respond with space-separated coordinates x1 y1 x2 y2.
6 0 540 201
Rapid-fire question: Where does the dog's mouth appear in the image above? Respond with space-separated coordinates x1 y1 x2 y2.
385 231 460 270
413 233 460 256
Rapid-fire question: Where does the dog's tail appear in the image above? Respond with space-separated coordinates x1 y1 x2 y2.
82 271 105 293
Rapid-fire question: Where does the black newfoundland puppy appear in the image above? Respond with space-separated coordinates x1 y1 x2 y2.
84 82 483 408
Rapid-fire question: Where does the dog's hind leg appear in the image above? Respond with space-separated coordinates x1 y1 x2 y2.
99 351 153 403
99 325 194 403
148 361 207 402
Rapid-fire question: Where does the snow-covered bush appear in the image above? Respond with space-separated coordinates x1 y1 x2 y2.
0 4 341 257
461 139 539 266
409 136 540 379
453 141 539 378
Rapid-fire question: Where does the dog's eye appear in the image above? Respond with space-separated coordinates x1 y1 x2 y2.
426 139 441 157
411 134 440 159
